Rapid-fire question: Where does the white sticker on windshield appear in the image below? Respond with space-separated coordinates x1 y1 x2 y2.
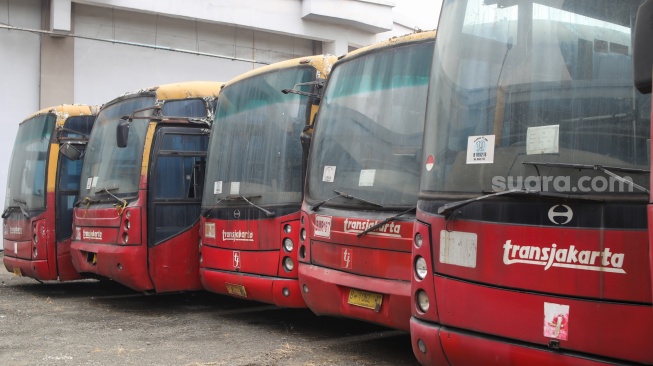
527 125 559 155
86 177 92 190
230 182 240 195
214 181 223 195
466 135 495 164
323 166 336 183
91 176 98 188
358 169 376 187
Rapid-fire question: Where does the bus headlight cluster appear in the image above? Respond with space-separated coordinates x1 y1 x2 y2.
416 290 430 313
414 256 427 280
300 228 306 241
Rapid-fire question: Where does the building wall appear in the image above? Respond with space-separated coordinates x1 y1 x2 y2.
0 0 422 204
0 0 42 203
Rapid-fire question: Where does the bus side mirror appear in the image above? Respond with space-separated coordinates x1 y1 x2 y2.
634 0 653 94
59 142 82 161
117 119 130 148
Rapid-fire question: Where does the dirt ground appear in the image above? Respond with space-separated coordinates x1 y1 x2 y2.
0 252 419 366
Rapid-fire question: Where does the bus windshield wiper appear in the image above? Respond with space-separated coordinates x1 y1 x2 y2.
438 188 538 216
203 195 274 218
311 189 384 211
96 187 128 207
522 162 649 193
357 207 416 238
2 199 29 219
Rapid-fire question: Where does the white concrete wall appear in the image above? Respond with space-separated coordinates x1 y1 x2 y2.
0 0 42 204
73 4 316 105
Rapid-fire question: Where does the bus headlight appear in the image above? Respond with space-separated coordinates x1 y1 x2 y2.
415 256 427 280
414 233 423 248
300 228 307 241
283 238 294 252
284 224 292 234
283 256 294 272
416 290 430 313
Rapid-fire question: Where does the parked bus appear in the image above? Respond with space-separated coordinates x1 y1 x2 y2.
298 32 435 330
199 55 337 307
411 1 652 365
70 81 223 293
3 105 97 281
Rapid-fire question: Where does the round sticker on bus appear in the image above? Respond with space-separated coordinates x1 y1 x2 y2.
425 155 435 171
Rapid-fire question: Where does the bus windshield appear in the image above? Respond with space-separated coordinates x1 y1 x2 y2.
203 67 313 207
80 97 154 198
5 114 55 212
307 41 433 209
421 0 650 197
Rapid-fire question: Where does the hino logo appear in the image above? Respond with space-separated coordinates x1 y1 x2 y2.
82 230 102 240
548 205 573 225
502 240 625 274
9 227 22 235
233 209 241 219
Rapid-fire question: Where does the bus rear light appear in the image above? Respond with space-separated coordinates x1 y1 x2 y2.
122 233 129 243
283 238 294 252
414 233 423 248
199 252 203 264
299 245 306 260
283 256 294 272
283 224 292 234
303 284 309 293
32 246 38 258
415 256 427 280
124 219 130 230
282 288 290 297
125 210 131 218
300 228 306 241
198 238 202 250
117 263 122 270
416 290 430 313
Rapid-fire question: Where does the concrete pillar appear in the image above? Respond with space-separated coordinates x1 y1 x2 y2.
40 0 74 108
322 38 349 57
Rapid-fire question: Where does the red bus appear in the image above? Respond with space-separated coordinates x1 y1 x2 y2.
411 1 652 365
3 105 97 281
199 55 337 307
298 32 435 331
70 81 223 293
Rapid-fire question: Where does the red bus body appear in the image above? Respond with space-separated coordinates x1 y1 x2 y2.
411 1 652 365
70 81 223 293
299 33 435 331
200 55 336 307
3 105 97 281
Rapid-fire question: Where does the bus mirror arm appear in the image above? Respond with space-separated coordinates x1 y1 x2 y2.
634 0 653 94
116 117 130 148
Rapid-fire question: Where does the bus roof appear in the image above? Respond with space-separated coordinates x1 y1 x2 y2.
25 104 99 126
104 81 225 109
224 54 338 87
341 30 436 62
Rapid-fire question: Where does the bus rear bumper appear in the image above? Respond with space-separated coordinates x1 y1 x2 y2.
200 268 305 308
410 317 630 366
298 263 411 331
3 256 54 281
70 242 153 292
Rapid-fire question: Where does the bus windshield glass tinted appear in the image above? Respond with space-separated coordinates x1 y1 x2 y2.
80 97 154 198
421 0 650 196
203 66 314 207
5 114 55 211
307 41 433 208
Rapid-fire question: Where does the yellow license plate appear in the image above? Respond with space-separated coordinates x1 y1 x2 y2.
225 283 247 297
347 288 383 312
13 267 22 277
